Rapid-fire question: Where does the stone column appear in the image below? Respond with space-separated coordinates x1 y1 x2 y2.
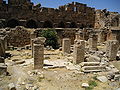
31 39 34 57
33 37 46 69
0 38 5 57
75 32 80 40
34 44 44 69
80 31 84 40
89 34 98 51
31 32 36 57
98 31 106 43
62 38 71 54
75 31 84 40
73 40 85 64
30 32 36 40
106 40 119 61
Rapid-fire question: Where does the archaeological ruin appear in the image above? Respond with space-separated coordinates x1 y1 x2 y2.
0 0 120 90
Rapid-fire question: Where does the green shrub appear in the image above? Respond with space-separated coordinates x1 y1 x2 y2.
89 80 97 87
85 80 97 90
40 29 59 49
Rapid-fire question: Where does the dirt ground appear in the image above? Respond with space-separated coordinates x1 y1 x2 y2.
0 49 120 90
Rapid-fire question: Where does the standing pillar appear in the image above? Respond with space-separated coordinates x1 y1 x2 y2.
30 32 36 57
34 44 44 69
89 34 98 51
106 40 119 61
33 37 46 69
62 38 71 54
75 32 80 40
0 37 5 57
31 39 34 57
73 40 85 64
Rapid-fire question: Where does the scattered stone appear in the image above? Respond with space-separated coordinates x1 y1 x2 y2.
88 55 101 62
13 60 25 65
97 76 108 82
82 83 89 88
116 88 120 90
25 84 34 89
8 83 16 90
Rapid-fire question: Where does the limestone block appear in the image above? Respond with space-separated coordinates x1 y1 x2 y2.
73 40 85 64
34 44 44 69
89 34 98 51
62 38 71 54
106 40 119 61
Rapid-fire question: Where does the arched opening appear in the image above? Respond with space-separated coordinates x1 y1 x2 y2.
43 20 53 28
26 19 38 28
0 20 5 28
58 21 65 28
69 22 77 28
7 19 19 28
116 18 119 27
80 24 85 29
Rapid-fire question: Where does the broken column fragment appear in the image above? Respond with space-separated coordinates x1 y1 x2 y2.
73 40 85 64
89 34 98 51
33 37 46 69
106 40 119 61
62 38 71 54
75 30 84 40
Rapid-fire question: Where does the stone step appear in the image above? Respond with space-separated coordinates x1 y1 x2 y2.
81 62 100 66
82 66 105 70
82 69 102 73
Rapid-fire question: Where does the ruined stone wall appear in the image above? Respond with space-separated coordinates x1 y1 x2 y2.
7 26 31 47
0 1 95 28
35 28 77 46
1 27 95 47
95 9 120 29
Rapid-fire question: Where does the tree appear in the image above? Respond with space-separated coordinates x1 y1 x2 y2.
40 29 59 49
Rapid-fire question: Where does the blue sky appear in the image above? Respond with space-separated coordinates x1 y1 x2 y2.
32 0 120 13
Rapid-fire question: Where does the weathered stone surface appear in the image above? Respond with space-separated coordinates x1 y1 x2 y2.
82 83 89 88
8 83 16 90
89 34 98 51
0 57 4 63
73 40 85 64
33 37 46 45
98 30 107 43
62 38 71 54
0 2 95 28
81 62 100 66
106 40 119 61
0 63 7 75
32 37 46 69
88 55 101 62
34 44 44 69
97 76 108 82
7 26 30 47
0 37 5 57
